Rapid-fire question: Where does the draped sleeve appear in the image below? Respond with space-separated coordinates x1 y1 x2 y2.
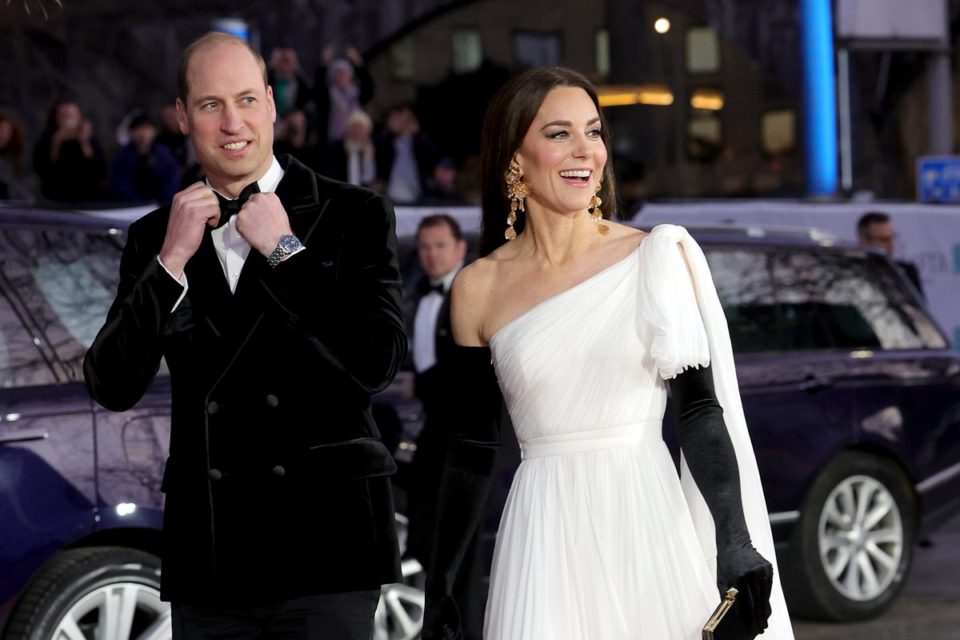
637 223 710 379
638 223 795 639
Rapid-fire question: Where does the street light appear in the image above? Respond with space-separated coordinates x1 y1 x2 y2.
654 17 671 34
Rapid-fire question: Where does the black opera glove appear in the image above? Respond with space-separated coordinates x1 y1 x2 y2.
421 345 503 640
669 364 774 639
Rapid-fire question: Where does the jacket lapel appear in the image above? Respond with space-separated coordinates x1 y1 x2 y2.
186 229 233 339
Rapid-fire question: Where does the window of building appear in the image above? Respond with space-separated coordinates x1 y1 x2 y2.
761 109 797 156
687 113 722 162
451 27 483 74
391 37 415 80
513 31 562 67
595 28 610 77
686 26 720 74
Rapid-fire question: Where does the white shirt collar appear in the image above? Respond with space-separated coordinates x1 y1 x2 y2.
430 262 463 293
207 156 284 198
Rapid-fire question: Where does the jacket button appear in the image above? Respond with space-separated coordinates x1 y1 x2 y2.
206 401 219 415
265 394 279 408
208 468 223 481
272 465 286 477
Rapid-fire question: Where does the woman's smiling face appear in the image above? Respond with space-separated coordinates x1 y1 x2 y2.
514 86 608 217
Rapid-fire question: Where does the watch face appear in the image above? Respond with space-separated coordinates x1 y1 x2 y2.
279 235 302 252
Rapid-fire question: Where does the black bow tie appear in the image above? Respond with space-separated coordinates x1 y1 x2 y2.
417 279 445 297
214 182 260 227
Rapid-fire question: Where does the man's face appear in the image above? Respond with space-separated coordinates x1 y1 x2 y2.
417 223 467 281
861 220 896 257
176 42 276 195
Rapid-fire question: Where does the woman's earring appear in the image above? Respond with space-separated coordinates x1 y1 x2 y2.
504 166 528 241
589 181 609 235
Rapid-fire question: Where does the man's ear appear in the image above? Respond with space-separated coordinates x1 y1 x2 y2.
175 99 190 135
266 85 277 124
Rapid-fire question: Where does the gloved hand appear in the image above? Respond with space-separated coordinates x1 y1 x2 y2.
669 364 773 638
716 540 773 637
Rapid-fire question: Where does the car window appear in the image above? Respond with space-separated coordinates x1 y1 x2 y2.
0 225 175 386
705 249 779 353
0 235 59 387
771 249 927 351
705 245 944 353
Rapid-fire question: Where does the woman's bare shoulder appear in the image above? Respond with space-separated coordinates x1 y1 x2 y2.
450 255 501 346
603 219 649 244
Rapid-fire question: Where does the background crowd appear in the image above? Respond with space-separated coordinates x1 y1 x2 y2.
0 43 468 209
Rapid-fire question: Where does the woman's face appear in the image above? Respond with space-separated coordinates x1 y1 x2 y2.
514 86 607 217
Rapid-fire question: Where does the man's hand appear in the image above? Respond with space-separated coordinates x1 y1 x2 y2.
235 192 293 258
158 182 220 278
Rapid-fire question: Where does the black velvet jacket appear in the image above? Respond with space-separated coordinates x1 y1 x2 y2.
83 155 407 606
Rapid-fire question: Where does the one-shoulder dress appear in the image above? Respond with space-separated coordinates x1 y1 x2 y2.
482 224 794 639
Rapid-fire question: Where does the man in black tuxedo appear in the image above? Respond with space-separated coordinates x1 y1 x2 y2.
83 32 406 639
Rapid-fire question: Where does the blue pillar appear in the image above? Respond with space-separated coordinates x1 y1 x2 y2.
801 0 838 197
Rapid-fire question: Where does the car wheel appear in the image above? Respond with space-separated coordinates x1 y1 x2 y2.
784 451 915 621
374 512 425 640
4 547 170 640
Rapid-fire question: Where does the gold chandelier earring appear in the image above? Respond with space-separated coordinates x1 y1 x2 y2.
504 165 529 241
589 180 609 235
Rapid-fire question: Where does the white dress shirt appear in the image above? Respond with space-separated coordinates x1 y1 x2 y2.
412 264 461 373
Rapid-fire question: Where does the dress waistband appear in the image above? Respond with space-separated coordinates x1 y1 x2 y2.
520 421 662 459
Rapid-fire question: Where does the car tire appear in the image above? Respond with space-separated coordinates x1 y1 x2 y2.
783 451 915 621
4 546 170 640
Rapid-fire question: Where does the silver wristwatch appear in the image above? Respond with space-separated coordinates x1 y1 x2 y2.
267 234 304 268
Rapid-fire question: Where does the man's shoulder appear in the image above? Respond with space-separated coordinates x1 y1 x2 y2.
311 171 392 217
128 205 172 238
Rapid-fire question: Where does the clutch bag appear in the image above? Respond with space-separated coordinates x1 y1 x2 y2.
701 587 738 640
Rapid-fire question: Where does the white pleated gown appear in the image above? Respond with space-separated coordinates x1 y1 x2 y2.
482 225 794 640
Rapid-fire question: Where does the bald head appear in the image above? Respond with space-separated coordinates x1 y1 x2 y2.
177 32 268 104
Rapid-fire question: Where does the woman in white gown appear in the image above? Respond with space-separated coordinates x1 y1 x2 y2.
422 66 794 640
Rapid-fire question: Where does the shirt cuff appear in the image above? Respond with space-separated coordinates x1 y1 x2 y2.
279 245 306 263
155 255 189 311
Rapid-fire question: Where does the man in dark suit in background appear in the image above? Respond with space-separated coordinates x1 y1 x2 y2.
857 210 925 297
83 31 406 639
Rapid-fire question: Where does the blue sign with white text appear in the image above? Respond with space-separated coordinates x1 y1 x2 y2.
918 156 960 203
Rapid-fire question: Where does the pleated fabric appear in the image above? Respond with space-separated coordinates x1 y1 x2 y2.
484 224 794 639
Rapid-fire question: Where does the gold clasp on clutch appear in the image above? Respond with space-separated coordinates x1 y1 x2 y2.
701 587 738 640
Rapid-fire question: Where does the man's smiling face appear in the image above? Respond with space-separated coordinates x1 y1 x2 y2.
177 41 276 196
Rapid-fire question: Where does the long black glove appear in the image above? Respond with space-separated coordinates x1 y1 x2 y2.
421 345 503 640
669 364 773 639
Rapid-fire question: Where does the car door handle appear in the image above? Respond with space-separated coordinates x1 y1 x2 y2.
799 374 832 393
0 430 49 444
